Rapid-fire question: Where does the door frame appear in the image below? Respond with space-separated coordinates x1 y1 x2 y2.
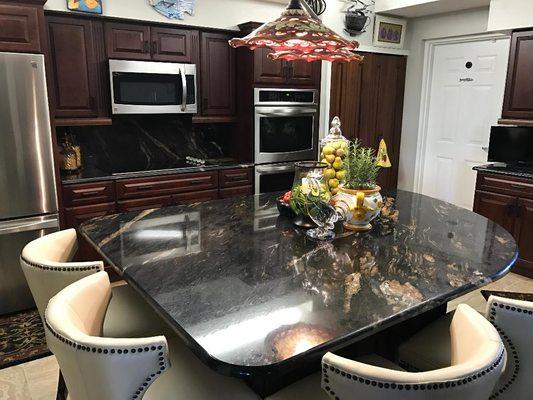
413 33 511 194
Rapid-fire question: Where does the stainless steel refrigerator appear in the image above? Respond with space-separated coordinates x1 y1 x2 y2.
0 52 59 315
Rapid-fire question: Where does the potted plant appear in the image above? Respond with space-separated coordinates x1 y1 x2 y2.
331 140 385 231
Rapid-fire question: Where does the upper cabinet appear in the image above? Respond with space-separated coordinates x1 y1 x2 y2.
105 22 199 63
502 30 533 120
151 26 199 63
0 1 45 53
200 31 235 116
47 16 108 119
254 48 321 87
104 22 151 61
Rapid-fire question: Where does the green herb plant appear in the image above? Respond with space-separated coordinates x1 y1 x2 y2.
343 139 381 190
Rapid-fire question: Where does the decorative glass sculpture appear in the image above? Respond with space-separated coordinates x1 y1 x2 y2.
228 0 364 63
148 0 194 20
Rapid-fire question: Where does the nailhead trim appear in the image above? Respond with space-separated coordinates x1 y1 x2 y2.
322 350 504 399
487 301 532 399
44 321 168 399
21 256 101 272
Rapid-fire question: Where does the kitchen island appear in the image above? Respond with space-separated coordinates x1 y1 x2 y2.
80 190 518 396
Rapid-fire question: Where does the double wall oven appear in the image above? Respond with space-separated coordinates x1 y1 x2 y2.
254 88 319 194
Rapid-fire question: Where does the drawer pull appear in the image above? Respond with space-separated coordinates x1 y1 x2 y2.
510 183 527 189
79 190 103 197
189 179 208 185
226 174 247 181
136 185 154 191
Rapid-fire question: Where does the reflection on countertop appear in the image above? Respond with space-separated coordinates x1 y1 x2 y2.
80 190 518 369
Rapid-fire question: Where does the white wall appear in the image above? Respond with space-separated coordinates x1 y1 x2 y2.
45 0 285 30
398 7 489 191
488 0 533 31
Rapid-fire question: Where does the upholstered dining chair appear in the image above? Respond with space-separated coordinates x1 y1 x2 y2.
322 304 505 400
398 294 533 399
45 271 331 400
20 228 168 338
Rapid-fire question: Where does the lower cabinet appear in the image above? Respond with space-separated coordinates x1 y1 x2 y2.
473 172 533 277
61 168 254 262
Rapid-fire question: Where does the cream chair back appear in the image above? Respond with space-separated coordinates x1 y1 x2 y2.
45 271 169 400
322 304 504 400
486 295 533 399
20 229 103 319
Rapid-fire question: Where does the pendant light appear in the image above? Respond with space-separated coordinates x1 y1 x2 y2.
228 0 363 63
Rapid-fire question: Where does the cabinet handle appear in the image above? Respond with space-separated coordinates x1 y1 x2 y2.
226 173 247 181
79 190 103 197
510 183 527 190
136 185 154 191
144 40 150 53
189 179 207 185
152 40 158 54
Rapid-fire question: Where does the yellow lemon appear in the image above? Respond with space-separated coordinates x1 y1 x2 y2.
324 168 336 180
328 178 339 188
336 170 346 180
331 187 340 195
321 158 330 167
322 145 335 156
332 160 343 170
325 154 336 164
335 148 345 157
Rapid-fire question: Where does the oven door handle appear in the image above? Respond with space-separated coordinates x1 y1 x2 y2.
256 164 295 174
179 65 187 112
256 107 318 116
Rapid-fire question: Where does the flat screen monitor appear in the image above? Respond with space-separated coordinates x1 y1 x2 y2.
488 126 533 164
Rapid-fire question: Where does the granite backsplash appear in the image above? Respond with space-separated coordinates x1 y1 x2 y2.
58 115 234 174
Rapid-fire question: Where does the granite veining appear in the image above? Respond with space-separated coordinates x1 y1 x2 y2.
60 115 239 183
80 190 518 374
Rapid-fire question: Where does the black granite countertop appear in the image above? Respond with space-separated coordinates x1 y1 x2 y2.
80 190 518 378
473 164 533 180
61 162 255 184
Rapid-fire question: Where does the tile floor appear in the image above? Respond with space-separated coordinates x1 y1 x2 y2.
0 272 531 400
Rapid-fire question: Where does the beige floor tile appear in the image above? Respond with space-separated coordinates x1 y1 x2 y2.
22 356 59 400
0 365 32 400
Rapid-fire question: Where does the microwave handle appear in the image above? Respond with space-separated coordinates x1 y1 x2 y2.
179 65 187 112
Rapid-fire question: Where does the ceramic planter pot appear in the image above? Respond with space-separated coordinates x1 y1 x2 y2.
332 186 383 231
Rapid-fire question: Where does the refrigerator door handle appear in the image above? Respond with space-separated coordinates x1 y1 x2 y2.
0 216 59 235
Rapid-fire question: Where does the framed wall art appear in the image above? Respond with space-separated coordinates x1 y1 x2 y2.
372 15 406 49
67 0 103 14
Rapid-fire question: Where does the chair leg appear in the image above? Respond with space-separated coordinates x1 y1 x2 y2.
56 370 68 400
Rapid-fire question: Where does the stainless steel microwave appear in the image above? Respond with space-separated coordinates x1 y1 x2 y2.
109 59 197 114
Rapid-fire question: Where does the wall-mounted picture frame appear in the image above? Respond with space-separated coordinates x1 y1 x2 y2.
67 0 103 15
372 15 406 49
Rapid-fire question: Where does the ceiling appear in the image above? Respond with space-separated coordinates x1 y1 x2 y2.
374 0 491 18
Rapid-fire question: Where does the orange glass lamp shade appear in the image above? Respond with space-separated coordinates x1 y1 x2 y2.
228 0 364 63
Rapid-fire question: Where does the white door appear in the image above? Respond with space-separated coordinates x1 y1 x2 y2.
420 37 510 209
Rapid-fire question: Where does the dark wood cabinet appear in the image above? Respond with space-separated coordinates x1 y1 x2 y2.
117 195 173 212
515 198 533 272
62 181 115 207
330 53 407 189
200 31 235 116
151 26 198 63
502 30 533 120
473 172 533 278
253 48 321 87
473 191 516 234
64 202 117 229
47 16 107 119
104 22 151 60
254 48 286 85
104 22 199 64
0 2 44 53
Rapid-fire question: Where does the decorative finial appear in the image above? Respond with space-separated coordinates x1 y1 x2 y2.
330 116 342 136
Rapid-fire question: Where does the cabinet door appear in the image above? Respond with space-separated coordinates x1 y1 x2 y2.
151 27 198 63
287 61 321 87
105 22 151 60
47 16 102 118
254 48 286 85
473 190 516 234
515 198 533 273
117 196 172 212
0 4 41 53
502 31 533 120
200 32 235 116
